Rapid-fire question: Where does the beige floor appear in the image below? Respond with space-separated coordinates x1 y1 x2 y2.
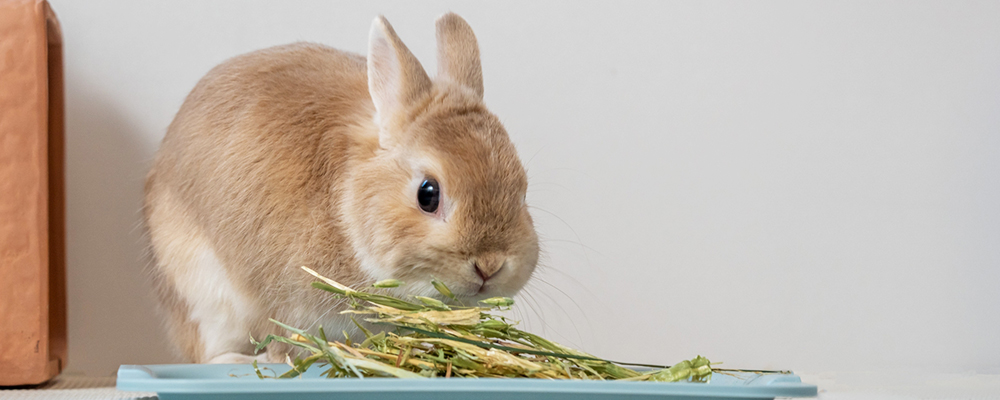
0 376 153 400
2 371 998 399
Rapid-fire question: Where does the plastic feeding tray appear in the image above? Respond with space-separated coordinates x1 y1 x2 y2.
117 363 817 400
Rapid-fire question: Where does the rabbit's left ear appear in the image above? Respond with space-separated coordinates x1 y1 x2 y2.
435 13 483 99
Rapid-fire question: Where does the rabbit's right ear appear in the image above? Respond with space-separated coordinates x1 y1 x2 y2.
367 16 432 137
435 13 483 99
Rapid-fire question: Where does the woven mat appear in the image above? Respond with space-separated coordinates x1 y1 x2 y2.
0 375 155 400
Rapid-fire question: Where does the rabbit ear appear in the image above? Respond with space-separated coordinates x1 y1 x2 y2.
368 16 432 131
435 13 483 99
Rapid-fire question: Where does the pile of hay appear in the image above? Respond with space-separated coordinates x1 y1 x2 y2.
250 266 712 382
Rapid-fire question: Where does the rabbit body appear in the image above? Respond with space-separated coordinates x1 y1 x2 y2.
144 14 538 363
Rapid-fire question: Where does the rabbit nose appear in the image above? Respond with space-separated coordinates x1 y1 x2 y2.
474 255 505 281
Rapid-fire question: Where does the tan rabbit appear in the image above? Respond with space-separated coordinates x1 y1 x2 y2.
144 13 539 364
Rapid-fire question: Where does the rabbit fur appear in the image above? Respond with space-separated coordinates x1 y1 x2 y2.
143 13 539 363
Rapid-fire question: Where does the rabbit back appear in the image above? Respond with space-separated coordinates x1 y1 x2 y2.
145 43 377 362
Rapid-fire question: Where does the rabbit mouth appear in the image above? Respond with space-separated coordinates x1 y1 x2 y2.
388 253 525 300
476 280 493 296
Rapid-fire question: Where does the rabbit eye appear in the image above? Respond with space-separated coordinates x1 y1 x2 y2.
417 178 440 213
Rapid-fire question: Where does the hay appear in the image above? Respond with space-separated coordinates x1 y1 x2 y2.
249 266 712 381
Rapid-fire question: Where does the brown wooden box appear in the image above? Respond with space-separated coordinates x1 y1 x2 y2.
0 0 67 386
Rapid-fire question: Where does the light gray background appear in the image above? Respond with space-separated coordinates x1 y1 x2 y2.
48 0 999 388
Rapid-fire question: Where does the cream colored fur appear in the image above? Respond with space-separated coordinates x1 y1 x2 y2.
144 13 539 363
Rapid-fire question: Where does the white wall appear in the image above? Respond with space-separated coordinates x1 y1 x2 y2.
49 0 1000 381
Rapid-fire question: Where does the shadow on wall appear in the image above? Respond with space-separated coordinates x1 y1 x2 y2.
64 82 179 375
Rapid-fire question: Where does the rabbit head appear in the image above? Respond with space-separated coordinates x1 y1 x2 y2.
341 14 539 299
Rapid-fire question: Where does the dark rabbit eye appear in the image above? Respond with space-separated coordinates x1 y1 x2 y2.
417 178 440 213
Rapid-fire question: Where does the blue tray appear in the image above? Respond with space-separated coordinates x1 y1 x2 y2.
117 363 817 400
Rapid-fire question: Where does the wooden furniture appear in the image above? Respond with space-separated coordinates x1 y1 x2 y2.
0 0 67 386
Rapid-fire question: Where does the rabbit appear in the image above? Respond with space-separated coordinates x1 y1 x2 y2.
143 13 539 364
